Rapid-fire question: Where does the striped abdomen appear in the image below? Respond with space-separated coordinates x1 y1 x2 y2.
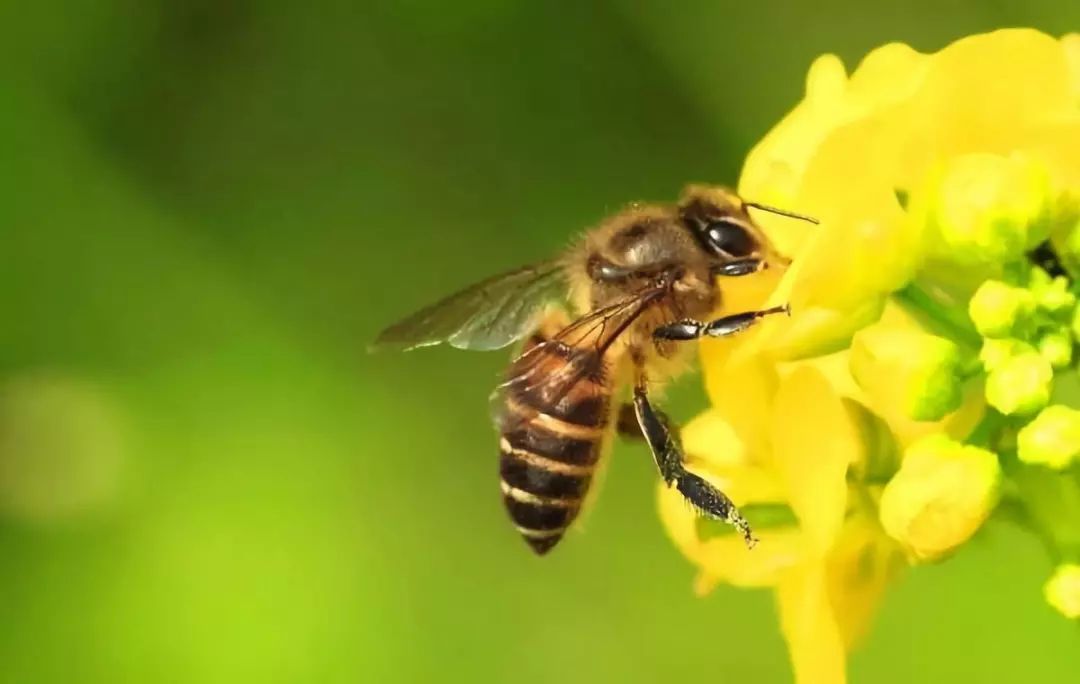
498 323 613 555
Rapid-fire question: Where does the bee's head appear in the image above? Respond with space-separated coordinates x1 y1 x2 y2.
677 184 812 266
678 185 774 261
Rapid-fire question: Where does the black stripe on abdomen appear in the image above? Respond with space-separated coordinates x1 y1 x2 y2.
514 386 608 427
498 320 613 555
501 496 575 531
499 426 598 556
503 424 597 466
500 452 590 499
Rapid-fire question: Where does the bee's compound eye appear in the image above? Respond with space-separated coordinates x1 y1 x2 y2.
704 220 756 258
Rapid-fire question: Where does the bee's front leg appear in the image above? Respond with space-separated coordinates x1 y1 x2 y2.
653 304 789 342
711 257 767 277
630 373 757 548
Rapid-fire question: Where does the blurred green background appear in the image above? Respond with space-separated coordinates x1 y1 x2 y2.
1 1 1078 682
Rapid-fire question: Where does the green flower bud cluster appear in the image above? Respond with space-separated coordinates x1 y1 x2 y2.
880 157 1079 430
868 158 1080 617
970 261 1079 418
928 153 1052 266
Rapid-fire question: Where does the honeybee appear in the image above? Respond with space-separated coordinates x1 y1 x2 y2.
374 185 816 555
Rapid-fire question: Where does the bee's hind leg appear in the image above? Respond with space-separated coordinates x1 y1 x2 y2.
630 373 757 548
616 403 648 440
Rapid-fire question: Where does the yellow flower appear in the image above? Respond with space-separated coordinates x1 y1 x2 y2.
660 29 1080 684
661 363 904 684
738 29 1080 353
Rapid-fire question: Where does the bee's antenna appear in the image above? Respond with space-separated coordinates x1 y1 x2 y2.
744 201 820 225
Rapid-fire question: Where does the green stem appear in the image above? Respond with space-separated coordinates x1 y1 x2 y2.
1009 459 1080 564
892 282 983 349
965 408 1006 450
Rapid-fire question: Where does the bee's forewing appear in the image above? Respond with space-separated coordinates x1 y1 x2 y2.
371 262 567 352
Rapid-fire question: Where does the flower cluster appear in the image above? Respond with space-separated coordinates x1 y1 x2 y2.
659 29 1080 684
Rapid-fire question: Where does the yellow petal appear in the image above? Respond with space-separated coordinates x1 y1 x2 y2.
770 366 859 553
681 409 786 502
657 482 802 589
912 29 1073 158
740 54 850 214
741 39 933 314
681 409 749 470
825 516 904 650
776 562 847 684
791 350 864 401
661 411 800 587
700 354 780 461
1064 34 1080 101
846 42 930 112
775 515 901 684
789 121 926 310
762 298 887 362
1016 117 1080 192
696 526 804 590
741 41 929 211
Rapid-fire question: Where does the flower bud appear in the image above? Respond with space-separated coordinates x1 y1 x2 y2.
879 435 1001 562
1027 265 1053 292
1032 273 1077 314
1037 330 1074 368
1017 405 1080 470
1044 564 1080 620
929 154 1051 265
979 338 1035 373
850 327 963 421
968 280 1034 338
984 351 1053 416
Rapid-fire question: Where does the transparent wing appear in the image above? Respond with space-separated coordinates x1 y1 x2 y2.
494 286 667 431
372 262 568 352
